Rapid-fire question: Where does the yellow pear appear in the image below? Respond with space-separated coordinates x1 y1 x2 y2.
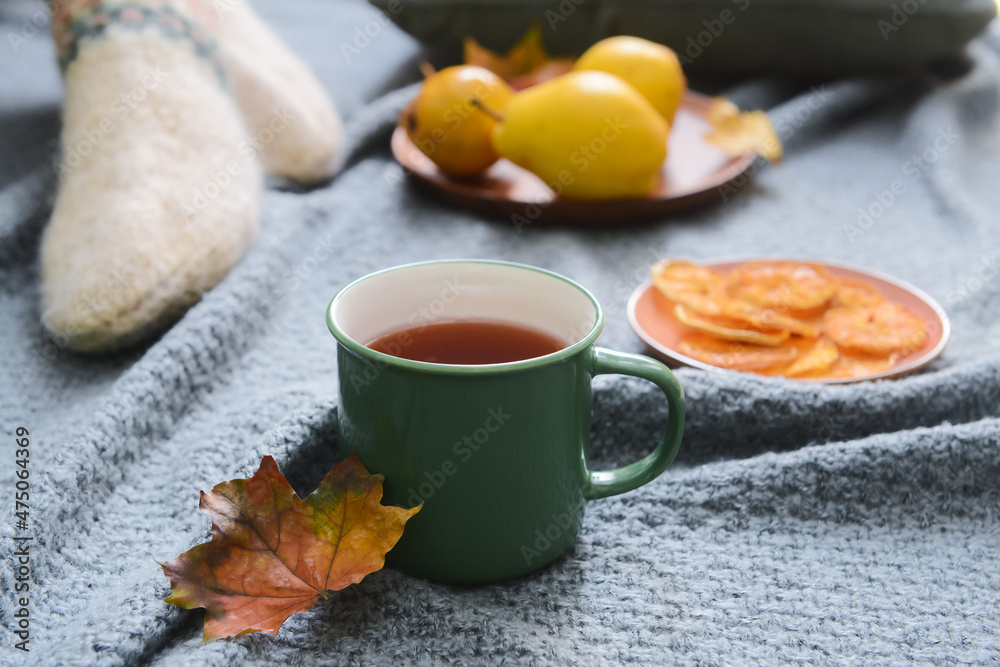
401 65 514 177
491 70 668 200
574 36 687 125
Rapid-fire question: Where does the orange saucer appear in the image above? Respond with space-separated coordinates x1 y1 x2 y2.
627 258 951 383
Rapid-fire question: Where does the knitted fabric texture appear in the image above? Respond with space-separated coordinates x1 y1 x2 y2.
1 1 999 664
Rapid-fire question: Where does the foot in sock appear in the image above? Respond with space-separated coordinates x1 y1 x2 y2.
42 0 342 351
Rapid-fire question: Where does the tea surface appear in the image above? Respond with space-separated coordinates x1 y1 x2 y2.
367 320 564 364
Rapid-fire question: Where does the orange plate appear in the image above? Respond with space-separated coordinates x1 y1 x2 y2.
390 91 755 225
627 259 951 383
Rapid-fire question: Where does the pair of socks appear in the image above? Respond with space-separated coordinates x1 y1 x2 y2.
42 0 342 351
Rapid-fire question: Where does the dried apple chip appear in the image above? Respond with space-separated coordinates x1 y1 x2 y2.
823 304 927 355
677 333 798 372
832 278 887 308
651 260 728 316
728 262 838 311
783 337 839 378
824 351 900 380
675 304 791 346
716 300 821 338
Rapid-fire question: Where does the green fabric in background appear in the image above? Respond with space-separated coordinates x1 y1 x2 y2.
369 0 997 74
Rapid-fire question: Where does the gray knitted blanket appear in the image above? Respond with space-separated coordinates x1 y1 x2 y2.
2 0 999 664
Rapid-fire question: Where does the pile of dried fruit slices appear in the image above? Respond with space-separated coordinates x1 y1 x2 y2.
651 260 928 380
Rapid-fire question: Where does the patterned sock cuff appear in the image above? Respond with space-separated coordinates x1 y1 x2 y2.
51 0 226 81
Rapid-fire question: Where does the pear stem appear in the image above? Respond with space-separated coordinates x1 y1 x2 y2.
419 62 436 79
470 98 505 123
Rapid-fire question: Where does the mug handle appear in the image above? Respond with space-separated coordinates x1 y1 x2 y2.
582 347 685 500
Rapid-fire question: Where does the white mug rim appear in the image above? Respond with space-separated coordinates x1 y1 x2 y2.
327 259 605 375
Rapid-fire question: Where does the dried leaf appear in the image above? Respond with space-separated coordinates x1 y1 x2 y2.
464 25 574 89
705 97 783 163
161 453 420 641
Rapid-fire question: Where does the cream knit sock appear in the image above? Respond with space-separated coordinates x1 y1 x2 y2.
42 0 342 352
214 2 344 184
43 0 261 352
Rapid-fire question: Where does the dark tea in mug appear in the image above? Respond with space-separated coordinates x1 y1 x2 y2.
367 320 563 365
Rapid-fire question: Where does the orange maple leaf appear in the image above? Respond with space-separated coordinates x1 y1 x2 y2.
464 25 574 89
704 97 783 163
161 452 420 641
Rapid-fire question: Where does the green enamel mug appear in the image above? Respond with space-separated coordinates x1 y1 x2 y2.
327 260 684 584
